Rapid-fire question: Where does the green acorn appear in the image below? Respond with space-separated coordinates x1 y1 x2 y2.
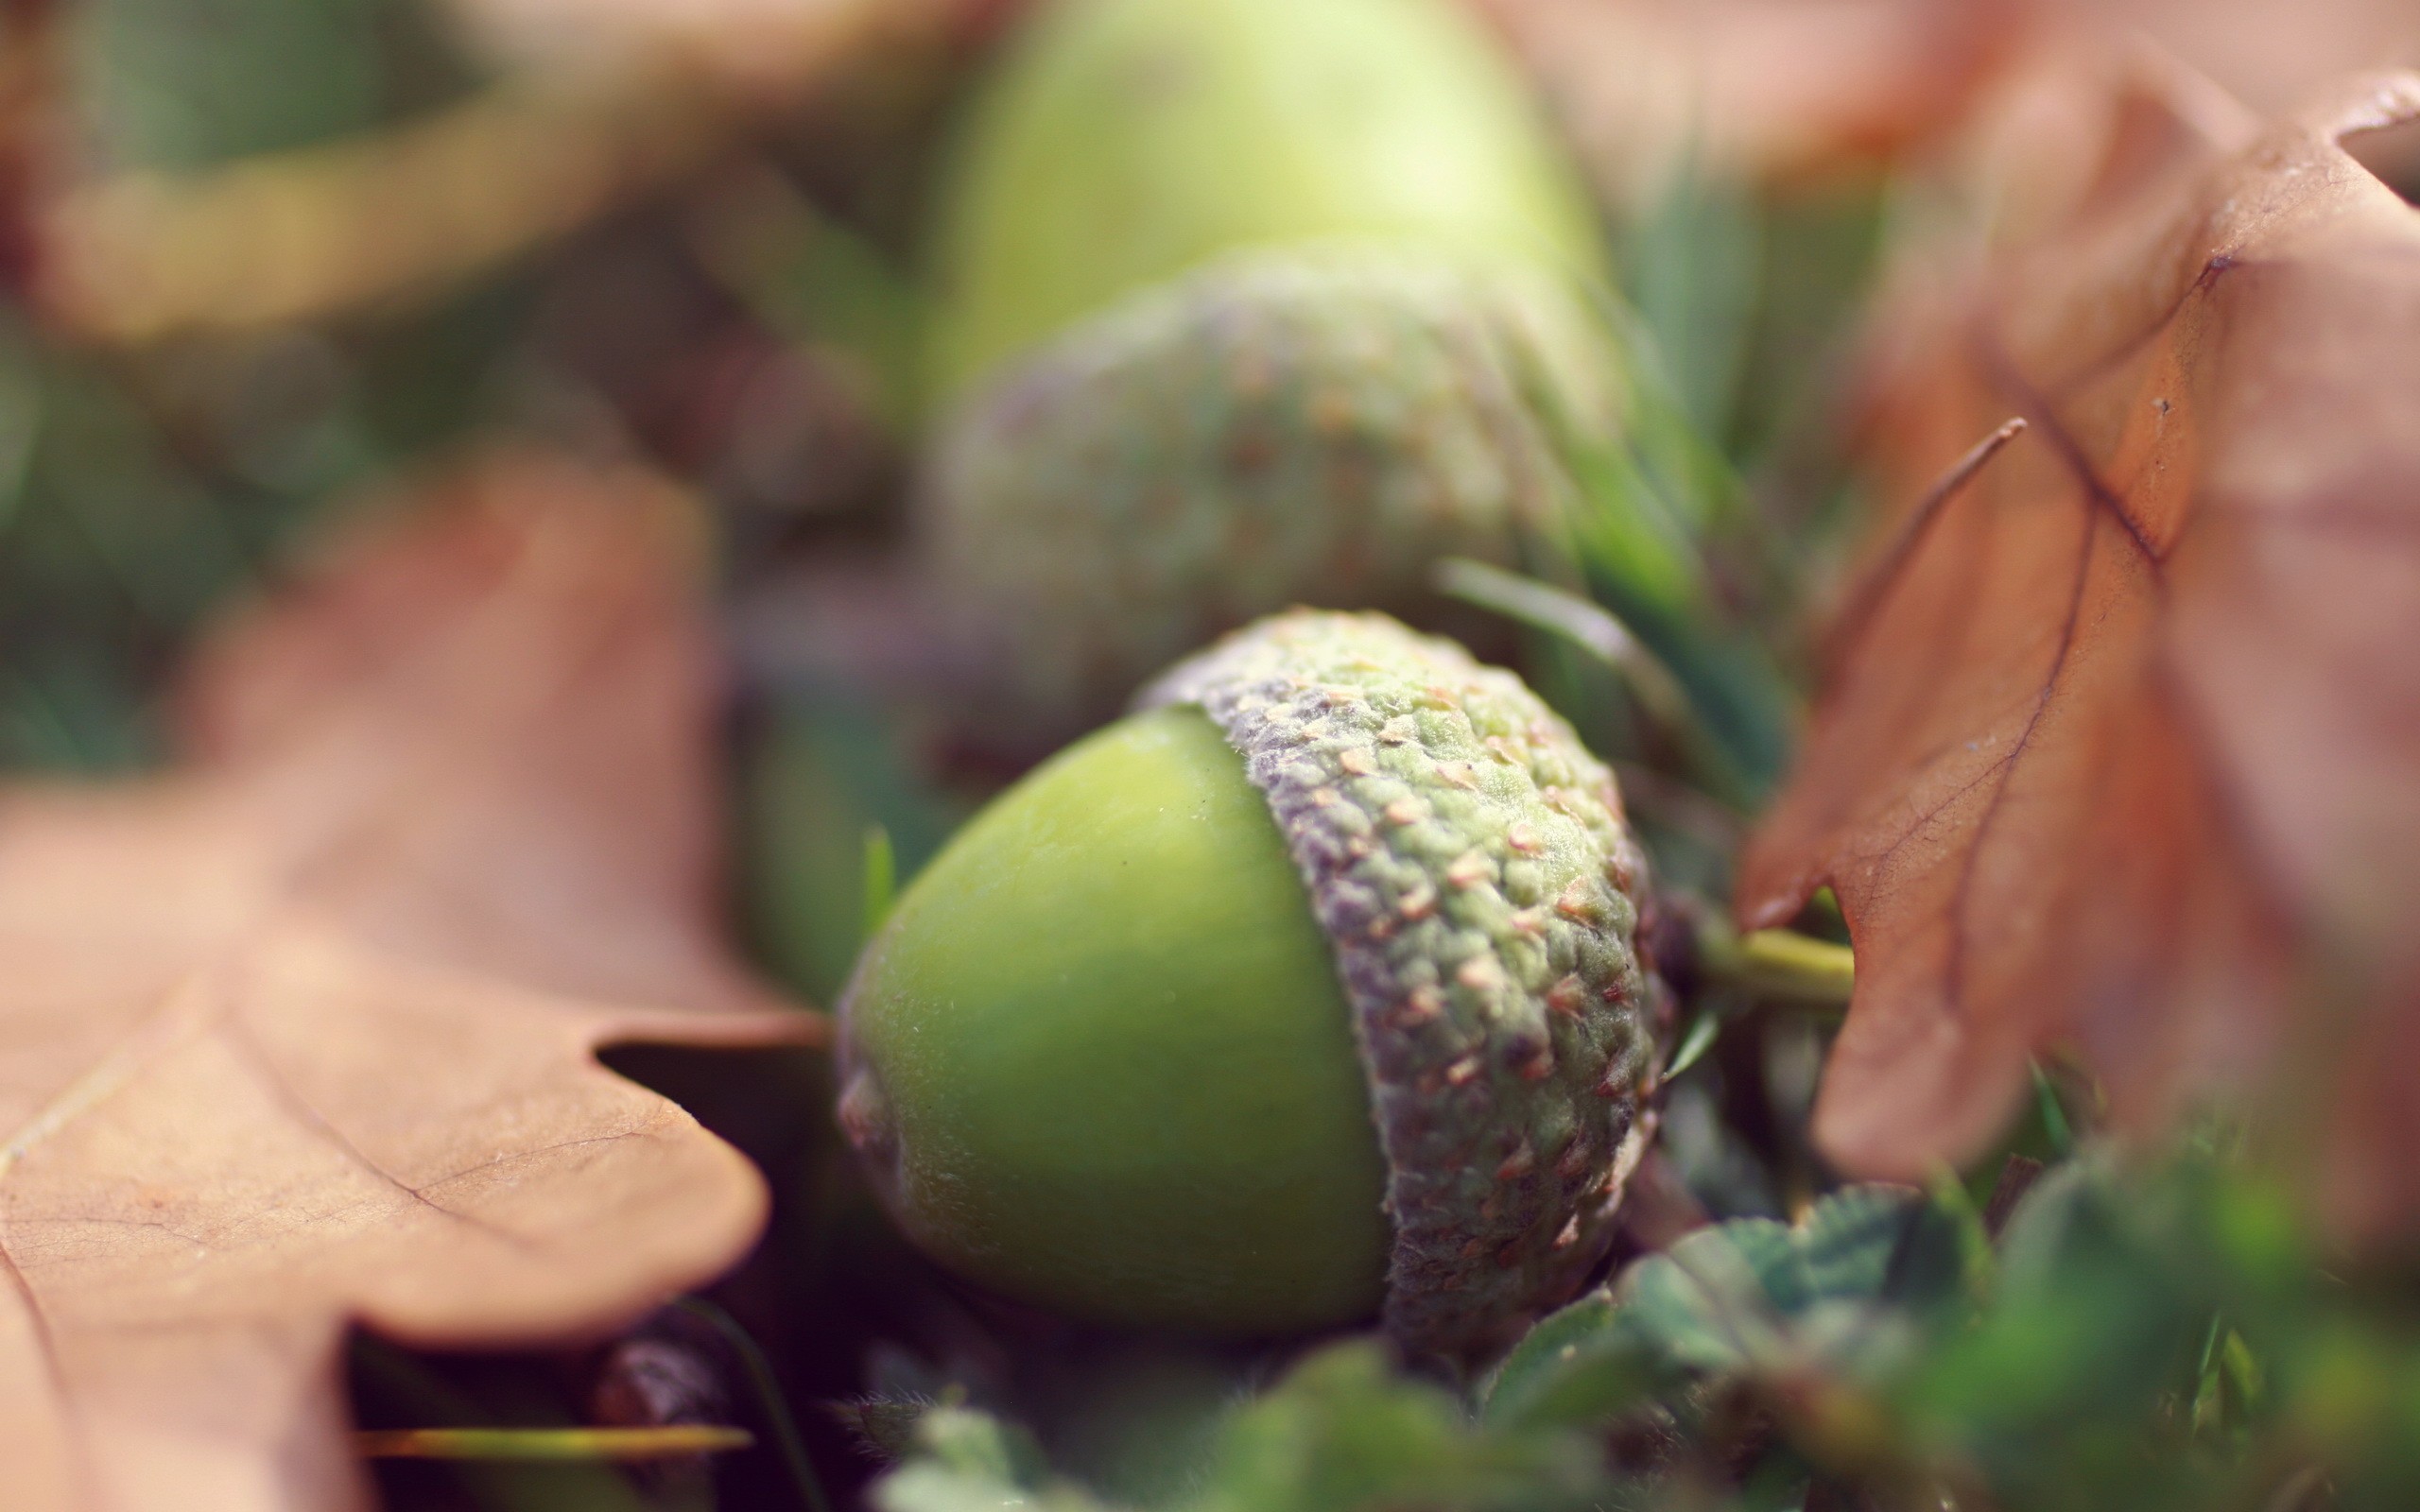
836 611 1656 1366
919 0 1627 733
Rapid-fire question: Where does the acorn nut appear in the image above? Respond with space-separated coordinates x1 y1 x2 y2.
921 0 1631 734
835 612 1655 1366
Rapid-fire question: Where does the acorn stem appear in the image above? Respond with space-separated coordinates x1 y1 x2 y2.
1695 917 1854 1006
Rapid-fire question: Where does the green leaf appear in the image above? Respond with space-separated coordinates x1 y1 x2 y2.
1192 1344 1603 1512
1435 557 1756 809
1479 1291 1665 1431
1622 163 1765 448
1793 1184 1968 1312
1896 1161 2205 1489
2030 1060 2075 1157
1665 1007 1721 1081
1486 1186 1963 1434
876 1346 1611 1512
1558 471 1797 796
874 1408 1119 1512
738 696 970 1002
74 0 425 169
863 823 899 940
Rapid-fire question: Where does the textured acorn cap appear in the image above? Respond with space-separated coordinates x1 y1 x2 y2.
1139 610 1655 1366
926 245 1628 738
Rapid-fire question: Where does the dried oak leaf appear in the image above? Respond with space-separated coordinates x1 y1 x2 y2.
1737 68 2420 1229
0 452 819 1510
2098 0 2420 115
1475 0 2040 190
440 0 977 96
1478 0 2420 197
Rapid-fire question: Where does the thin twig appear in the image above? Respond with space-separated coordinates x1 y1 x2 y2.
672 1297 836 1512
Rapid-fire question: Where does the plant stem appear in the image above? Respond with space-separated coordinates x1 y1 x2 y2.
1696 916 1854 1006
355 1426 753 1460
672 1297 837 1512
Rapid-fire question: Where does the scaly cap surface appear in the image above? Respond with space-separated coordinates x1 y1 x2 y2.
1140 610 1654 1365
931 246 1626 737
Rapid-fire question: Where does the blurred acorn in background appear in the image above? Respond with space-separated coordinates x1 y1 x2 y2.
915 0 1634 740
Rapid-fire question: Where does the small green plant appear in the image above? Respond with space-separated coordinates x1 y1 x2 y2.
864 1151 2420 1512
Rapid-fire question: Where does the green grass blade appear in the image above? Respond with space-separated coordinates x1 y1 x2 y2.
355 1426 752 1461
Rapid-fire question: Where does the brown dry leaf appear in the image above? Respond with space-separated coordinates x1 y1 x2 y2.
0 451 819 1510
1477 0 2041 192
1737 63 2420 1228
1479 0 2420 198
2104 0 2420 114
440 0 983 98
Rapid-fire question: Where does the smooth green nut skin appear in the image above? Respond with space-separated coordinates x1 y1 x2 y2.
838 705 1392 1335
925 0 1606 402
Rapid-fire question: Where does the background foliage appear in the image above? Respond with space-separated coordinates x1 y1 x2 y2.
5 1 2419 1509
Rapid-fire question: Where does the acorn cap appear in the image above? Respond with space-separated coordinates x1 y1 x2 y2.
927 245 1628 738
1139 610 1655 1365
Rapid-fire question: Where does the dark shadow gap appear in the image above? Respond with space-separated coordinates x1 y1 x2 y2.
2344 117 2420 208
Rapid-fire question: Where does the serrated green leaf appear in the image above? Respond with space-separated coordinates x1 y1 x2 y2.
1639 1218 1800 1371
921 1407 1052 1484
1793 1184 1967 1312
1480 1291 1667 1432
1486 1186 1963 1435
